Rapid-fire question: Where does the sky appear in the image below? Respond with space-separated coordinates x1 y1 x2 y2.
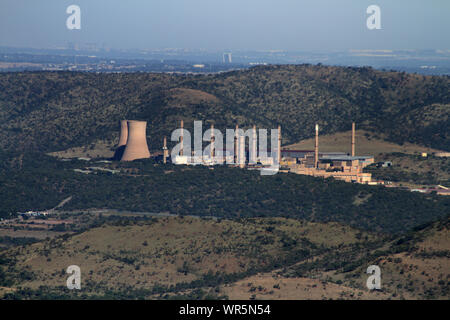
1 0 449 51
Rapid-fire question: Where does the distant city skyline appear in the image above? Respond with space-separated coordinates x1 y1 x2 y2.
1 0 449 51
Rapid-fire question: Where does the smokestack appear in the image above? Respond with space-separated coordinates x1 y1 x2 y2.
250 125 257 164
234 124 239 165
163 136 168 164
315 124 319 168
121 120 150 161
210 123 215 160
239 135 245 168
352 122 355 157
180 120 184 156
277 125 281 165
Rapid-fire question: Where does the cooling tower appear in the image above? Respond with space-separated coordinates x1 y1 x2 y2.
118 120 128 147
121 120 150 161
113 120 129 160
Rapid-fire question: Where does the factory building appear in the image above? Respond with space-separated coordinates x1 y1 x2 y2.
280 122 374 184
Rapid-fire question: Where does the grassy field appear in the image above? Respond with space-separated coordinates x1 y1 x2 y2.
48 139 116 159
0 216 379 299
285 130 445 159
220 273 390 300
1 215 447 299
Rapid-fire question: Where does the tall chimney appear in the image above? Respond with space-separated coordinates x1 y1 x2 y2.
277 125 281 165
180 120 184 156
210 123 215 160
234 124 239 165
351 122 355 157
250 125 257 164
314 124 319 168
121 120 150 161
163 136 168 164
239 135 245 168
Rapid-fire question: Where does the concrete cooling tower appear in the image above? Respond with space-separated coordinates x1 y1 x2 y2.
120 120 151 161
113 120 129 160
118 120 129 147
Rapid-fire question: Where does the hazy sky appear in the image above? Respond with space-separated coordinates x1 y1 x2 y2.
1 0 449 51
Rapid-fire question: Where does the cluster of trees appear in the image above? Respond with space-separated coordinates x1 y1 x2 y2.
2 191 447 299
1 152 449 234
364 152 450 185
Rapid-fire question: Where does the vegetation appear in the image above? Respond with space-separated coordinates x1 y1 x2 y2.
0 152 449 234
0 66 448 153
0 66 448 300
1 215 447 300
0 216 382 299
364 152 450 186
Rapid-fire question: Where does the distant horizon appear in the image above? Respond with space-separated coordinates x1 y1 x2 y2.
2 44 450 53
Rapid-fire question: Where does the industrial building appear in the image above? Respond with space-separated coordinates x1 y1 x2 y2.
280 123 374 184
113 119 374 184
281 152 374 179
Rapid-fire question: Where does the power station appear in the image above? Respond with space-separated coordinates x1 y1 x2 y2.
114 119 374 184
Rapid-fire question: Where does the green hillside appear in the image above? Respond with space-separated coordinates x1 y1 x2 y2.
0 65 449 153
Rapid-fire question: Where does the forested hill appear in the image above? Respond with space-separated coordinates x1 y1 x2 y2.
0 151 449 234
0 65 448 153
